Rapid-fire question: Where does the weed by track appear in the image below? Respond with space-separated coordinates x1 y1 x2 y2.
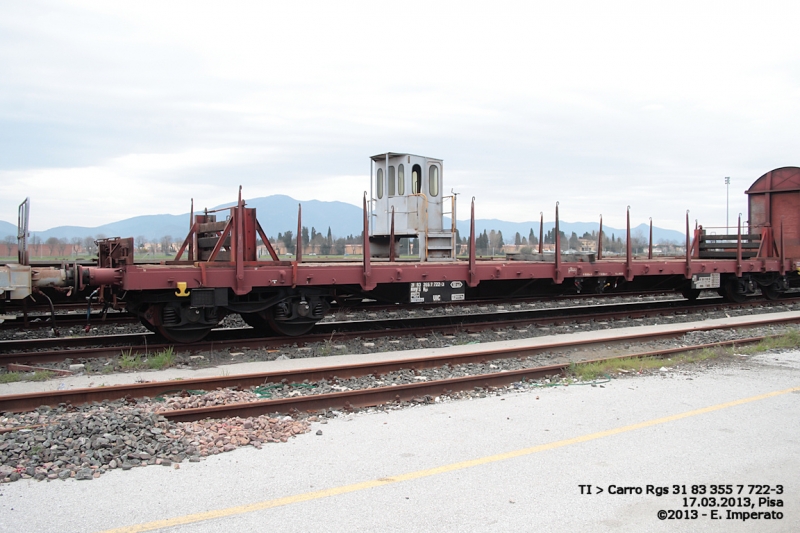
565 331 800 382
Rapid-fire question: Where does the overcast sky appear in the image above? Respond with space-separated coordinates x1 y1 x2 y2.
1 1 798 234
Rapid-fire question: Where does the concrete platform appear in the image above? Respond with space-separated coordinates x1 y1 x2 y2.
2 311 800 395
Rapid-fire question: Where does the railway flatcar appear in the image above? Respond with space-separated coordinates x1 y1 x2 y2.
2 156 799 342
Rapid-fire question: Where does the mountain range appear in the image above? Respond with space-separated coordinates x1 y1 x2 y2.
0 195 685 245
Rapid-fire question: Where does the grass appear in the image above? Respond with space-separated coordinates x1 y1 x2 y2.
147 346 175 370
118 346 177 370
0 372 22 383
565 330 800 382
28 370 55 381
119 348 143 370
0 370 55 383
567 347 728 382
738 330 800 355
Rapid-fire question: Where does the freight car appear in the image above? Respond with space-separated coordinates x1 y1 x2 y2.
3 155 799 342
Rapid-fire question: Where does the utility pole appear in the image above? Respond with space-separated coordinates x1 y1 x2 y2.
725 177 730 230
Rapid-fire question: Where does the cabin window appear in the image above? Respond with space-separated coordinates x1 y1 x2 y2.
398 164 405 195
388 165 396 196
429 165 439 197
412 164 422 194
376 168 384 199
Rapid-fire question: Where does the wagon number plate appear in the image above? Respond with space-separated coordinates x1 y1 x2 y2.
410 281 466 303
691 273 720 289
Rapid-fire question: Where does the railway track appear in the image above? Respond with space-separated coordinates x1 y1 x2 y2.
0 311 137 331
0 329 779 419
0 291 682 331
0 297 795 367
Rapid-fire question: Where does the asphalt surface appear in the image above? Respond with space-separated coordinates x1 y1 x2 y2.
1 349 798 532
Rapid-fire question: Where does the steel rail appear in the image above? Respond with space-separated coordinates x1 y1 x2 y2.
151 335 774 422
0 298 796 366
0 312 137 331
0 330 779 415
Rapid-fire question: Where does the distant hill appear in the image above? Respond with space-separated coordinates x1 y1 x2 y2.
236 196 366 239
0 195 685 244
0 220 16 239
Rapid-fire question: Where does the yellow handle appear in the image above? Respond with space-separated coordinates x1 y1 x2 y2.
175 282 190 297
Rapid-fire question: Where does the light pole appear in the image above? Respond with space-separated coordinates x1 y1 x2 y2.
724 177 730 231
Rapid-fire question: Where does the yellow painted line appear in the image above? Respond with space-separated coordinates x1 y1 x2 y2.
99 385 800 533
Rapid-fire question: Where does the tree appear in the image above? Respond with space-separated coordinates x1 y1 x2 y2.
45 237 60 256
30 234 41 257
514 232 521 246
83 235 97 254
320 237 331 255
70 237 82 256
333 237 346 255
528 228 535 245
301 226 309 247
57 238 69 256
630 230 648 254
476 230 489 255
282 230 296 254
3 235 15 256
568 232 579 251
543 228 566 245
160 235 173 255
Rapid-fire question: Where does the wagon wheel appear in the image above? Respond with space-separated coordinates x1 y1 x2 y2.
681 288 701 302
241 312 268 329
762 283 781 301
267 306 317 337
240 312 276 336
722 278 747 303
156 325 213 344
139 317 157 333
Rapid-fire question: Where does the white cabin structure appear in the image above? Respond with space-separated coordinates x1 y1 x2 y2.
369 153 456 261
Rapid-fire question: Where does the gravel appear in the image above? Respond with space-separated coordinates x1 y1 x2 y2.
2 291 799 485
3 294 800 378
3 321 795 485
0 399 309 484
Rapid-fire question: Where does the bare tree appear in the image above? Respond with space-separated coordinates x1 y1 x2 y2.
2 235 14 257
630 230 648 255
30 234 41 257
83 236 96 256
70 237 82 256
45 237 59 257
160 235 173 255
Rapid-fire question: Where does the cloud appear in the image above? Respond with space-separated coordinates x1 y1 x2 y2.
0 1 797 232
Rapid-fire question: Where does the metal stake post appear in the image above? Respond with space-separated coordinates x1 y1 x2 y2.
725 176 730 231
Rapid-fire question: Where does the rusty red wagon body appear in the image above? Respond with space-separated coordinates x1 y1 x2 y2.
5 157 800 343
